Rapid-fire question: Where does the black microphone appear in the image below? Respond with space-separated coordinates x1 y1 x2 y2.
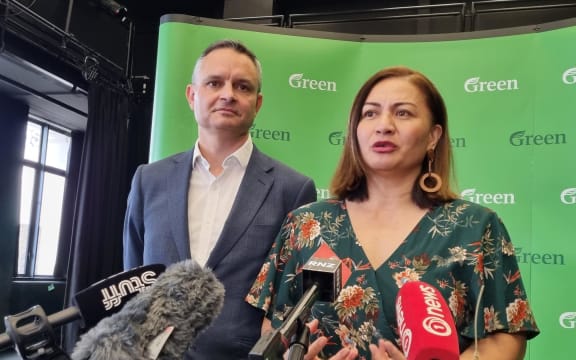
0 264 166 352
249 242 349 359
98 0 128 22
70 259 225 360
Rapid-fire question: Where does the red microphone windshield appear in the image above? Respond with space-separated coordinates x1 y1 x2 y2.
395 281 459 360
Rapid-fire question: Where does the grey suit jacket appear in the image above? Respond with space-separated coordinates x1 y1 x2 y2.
123 146 317 359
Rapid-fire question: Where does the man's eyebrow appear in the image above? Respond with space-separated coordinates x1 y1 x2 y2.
203 75 222 81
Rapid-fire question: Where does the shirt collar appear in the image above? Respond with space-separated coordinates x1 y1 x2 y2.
192 135 253 169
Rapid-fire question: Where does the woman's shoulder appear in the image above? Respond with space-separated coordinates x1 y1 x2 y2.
291 198 345 214
437 198 500 219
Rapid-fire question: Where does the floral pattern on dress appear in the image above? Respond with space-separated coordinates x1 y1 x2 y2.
246 199 539 359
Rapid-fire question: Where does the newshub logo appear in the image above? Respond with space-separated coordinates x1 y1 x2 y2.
464 76 519 93
562 67 576 85
460 188 515 204
288 73 337 92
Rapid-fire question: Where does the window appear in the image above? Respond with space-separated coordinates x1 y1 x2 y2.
17 118 71 277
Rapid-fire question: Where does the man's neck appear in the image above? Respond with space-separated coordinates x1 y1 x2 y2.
197 133 249 175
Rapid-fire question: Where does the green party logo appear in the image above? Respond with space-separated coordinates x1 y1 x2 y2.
327 132 466 148
450 137 466 148
560 312 576 329
509 130 567 146
464 77 519 93
328 131 345 145
288 73 337 92
316 188 332 199
460 188 515 204
562 67 576 85
516 248 565 265
250 124 291 142
561 188 576 205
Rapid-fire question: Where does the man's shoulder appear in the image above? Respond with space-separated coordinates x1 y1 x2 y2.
139 150 192 172
252 148 312 181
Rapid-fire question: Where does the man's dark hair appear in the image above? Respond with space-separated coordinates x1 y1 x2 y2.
191 39 262 92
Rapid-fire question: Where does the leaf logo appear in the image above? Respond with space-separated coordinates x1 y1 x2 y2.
562 68 576 84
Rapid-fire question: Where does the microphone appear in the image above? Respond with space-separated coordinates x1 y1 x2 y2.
70 259 225 360
249 242 350 359
0 264 166 352
395 281 459 360
98 0 129 22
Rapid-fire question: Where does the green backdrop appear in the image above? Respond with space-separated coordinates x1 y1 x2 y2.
151 15 576 359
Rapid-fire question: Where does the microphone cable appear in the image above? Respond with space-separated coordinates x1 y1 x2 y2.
472 284 485 360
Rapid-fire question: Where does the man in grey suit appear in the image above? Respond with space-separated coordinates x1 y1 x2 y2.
123 40 317 359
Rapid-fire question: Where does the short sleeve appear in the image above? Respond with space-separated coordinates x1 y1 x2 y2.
460 210 540 340
245 211 303 328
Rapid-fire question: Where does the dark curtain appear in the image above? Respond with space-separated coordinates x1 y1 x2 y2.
0 93 29 332
54 131 84 279
62 83 130 352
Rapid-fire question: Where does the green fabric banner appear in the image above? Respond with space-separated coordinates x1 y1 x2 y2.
152 15 576 358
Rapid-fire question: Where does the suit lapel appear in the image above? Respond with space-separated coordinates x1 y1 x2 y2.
206 148 273 269
167 150 194 261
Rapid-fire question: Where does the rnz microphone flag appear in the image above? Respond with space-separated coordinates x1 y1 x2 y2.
395 281 459 360
302 241 351 302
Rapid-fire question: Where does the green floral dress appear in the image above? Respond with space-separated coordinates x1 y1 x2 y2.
246 198 539 359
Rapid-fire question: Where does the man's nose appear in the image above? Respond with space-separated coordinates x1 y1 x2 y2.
218 82 236 101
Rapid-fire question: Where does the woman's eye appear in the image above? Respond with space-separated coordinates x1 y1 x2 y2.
362 110 376 118
397 109 411 118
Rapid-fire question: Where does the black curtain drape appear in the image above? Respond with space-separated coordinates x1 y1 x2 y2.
54 131 84 279
0 93 29 332
62 83 130 352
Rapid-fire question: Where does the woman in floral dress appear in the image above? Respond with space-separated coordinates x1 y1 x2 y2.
246 66 539 360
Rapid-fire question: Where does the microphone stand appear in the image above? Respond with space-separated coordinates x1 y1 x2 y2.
249 284 319 359
3 305 71 360
286 320 310 360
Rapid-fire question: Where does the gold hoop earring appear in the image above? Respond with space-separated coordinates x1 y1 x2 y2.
419 149 442 193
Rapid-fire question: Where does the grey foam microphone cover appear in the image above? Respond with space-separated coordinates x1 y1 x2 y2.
71 260 225 360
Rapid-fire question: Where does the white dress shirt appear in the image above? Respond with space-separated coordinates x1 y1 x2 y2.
187 137 253 267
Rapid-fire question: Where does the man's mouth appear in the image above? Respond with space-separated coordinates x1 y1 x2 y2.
213 108 239 116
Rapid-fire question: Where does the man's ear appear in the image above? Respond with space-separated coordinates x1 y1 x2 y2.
255 93 263 113
185 84 195 111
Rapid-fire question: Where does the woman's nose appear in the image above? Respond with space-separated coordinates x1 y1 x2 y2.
375 114 395 134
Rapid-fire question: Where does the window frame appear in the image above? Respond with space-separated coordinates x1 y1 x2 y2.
17 116 71 279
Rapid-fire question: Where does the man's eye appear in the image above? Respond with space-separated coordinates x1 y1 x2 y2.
237 84 253 92
206 81 220 87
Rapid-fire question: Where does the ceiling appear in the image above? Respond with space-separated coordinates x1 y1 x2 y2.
0 0 227 132
0 51 88 131
3 0 575 133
